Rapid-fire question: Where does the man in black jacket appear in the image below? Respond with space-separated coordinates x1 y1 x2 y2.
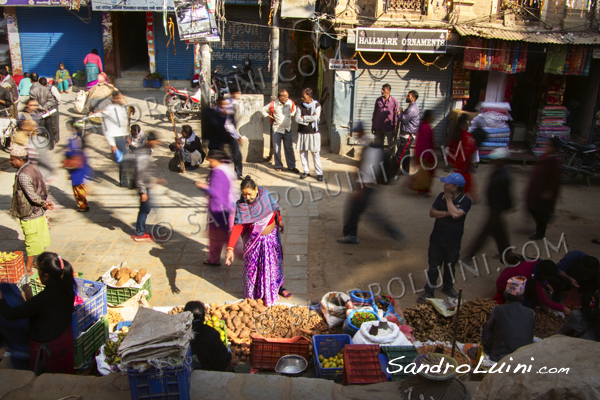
184 301 231 371
171 124 205 168
462 147 518 265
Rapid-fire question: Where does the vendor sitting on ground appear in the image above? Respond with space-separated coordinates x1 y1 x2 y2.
169 125 205 169
184 301 231 371
482 276 535 361
494 259 571 316
0 252 76 375
556 291 600 342
551 251 600 302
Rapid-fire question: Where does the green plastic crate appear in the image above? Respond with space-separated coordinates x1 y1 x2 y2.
102 276 152 305
74 315 108 369
381 345 420 381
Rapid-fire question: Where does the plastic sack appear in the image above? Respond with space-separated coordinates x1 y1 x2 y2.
74 90 86 114
352 320 412 346
320 291 350 328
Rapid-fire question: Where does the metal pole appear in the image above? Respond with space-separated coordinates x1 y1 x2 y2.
270 0 280 101
451 288 463 358
200 43 212 109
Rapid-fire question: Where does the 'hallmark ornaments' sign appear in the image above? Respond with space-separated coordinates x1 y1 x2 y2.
355 28 447 54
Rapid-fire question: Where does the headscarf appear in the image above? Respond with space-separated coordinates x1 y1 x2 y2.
234 186 279 225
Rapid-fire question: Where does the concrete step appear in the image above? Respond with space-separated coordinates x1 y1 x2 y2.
114 78 192 92
120 70 148 79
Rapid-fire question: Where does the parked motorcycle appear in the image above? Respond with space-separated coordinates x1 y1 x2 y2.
211 59 259 96
555 136 600 184
166 86 202 122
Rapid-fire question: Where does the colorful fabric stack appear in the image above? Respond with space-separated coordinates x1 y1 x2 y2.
544 45 592 76
463 38 528 74
473 102 512 160
533 106 570 157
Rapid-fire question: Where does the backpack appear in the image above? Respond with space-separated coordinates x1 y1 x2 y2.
268 100 295 124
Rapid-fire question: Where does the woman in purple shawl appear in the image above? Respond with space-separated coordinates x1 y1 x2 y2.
225 176 291 305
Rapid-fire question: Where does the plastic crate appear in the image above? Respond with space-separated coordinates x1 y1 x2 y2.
103 276 152 305
342 344 387 386
127 346 192 400
379 353 391 381
250 334 310 371
31 276 107 338
0 251 25 284
143 79 162 88
381 345 419 381
312 334 352 382
73 315 108 369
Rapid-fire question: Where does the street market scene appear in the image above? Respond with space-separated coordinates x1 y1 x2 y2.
1 0 600 399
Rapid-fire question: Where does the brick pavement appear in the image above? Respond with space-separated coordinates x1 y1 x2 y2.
0 90 323 309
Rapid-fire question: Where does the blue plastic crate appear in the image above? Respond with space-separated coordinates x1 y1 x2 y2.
313 334 352 382
379 353 391 381
143 79 162 88
128 346 192 400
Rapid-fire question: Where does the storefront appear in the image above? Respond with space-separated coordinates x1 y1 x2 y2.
16 7 104 77
153 13 195 80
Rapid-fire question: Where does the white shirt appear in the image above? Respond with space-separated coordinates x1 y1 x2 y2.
261 99 295 134
101 104 128 146
50 86 61 105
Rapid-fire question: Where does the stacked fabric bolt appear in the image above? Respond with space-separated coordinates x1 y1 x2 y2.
534 106 570 157
473 102 512 160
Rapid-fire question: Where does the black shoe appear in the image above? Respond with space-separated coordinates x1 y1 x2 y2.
317 175 324 182
441 287 459 298
299 173 309 179
529 234 545 240
263 156 272 162
288 168 300 174
417 292 434 304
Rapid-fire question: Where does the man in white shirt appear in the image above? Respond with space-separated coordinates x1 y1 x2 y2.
101 92 131 187
295 87 323 181
261 89 299 173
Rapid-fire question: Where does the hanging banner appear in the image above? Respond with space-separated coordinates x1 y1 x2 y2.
355 28 447 53
173 0 219 41
92 0 175 11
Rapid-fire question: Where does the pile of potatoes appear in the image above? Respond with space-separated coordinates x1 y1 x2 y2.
206 298 267 345
110 267 147 287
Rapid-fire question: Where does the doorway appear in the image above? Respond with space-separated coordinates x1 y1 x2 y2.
114 12 148 73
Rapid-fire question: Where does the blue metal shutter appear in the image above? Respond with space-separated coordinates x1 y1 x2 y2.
153 13 194 80
17 7 103 78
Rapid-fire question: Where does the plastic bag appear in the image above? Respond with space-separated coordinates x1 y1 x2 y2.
352 320 412 346
320 291 350 328
74 90 86 114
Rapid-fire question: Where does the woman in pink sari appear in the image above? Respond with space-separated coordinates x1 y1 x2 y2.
225 176 291 305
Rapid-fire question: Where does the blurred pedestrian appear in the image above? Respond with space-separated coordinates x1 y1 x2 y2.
222 96 243 180
127 124 147 153
419 173 472 302
132 131 162 241
295 87 323 181
411 109 435 197
195 149 237 266
101 92 131 187
446 113 477 201
0 68 19 118
63 119 92 212
9 146 53 274
462 147 519 264
38 77 60 145
337 122 407 246
261 90 298 173
371 83 399 148
526 137 562 240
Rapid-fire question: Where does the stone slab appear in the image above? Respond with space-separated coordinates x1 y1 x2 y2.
0 370 35 398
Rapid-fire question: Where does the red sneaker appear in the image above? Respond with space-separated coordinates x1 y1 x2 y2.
132 233 155 242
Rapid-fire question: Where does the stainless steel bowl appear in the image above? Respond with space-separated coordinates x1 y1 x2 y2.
275 355 308 376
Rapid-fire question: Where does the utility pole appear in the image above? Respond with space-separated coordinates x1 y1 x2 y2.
270 0 280 100
200 43 211 109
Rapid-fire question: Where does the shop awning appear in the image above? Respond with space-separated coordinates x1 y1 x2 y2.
455 25 600 45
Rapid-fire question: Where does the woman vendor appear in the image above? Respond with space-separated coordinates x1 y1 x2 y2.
185 301 231 371
225 176 291 305
556 291 600 341
0 252 76 374
494 259 571 316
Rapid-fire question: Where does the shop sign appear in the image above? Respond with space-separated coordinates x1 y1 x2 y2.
355 28 447 53
281 0 315 18
92 0 175 11
173 0 219 41
1 0 65 5
329 59 357 71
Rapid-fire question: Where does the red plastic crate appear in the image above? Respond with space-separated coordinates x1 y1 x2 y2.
250 334 310 371
342 345 387 386
0 251 25 284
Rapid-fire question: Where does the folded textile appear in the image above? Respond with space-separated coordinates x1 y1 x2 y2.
484 137 510 142
481 142 509 147
484 127 511 134
486 132 511 138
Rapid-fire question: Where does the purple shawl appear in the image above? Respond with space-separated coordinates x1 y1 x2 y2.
234 187 279 225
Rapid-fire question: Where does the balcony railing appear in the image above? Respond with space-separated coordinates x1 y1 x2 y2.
385 0 424 12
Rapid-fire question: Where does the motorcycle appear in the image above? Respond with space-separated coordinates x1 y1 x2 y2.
166 86 203 122
211 59 259 96
555 136 600 184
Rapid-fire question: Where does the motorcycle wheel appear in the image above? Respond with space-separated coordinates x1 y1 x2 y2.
558 152 579 184
170 99 192 122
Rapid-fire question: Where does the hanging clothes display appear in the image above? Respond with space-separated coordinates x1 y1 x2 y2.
544 44 567 75
463 39 528 74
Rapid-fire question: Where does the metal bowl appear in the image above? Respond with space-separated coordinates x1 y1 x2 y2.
275 355 308 376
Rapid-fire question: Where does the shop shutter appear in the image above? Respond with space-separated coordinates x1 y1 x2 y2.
153 13 194 80
210 6 271 80
17 7 103 78
355 57 451 145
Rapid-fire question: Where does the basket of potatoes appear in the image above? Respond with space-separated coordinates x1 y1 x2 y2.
99 265 152 306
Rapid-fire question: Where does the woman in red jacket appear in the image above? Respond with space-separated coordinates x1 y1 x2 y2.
446 114 477 200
